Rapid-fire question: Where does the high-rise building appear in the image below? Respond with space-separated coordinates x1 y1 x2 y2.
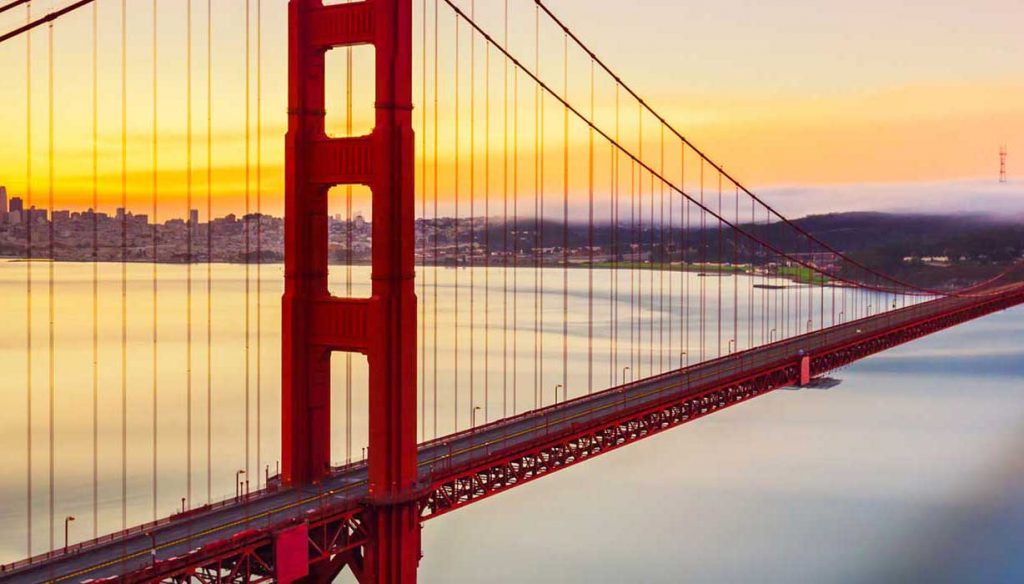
0 186 7 222
10 196 24 213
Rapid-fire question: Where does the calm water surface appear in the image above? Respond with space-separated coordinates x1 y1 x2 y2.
418 306 1024 583
0 261 1020 582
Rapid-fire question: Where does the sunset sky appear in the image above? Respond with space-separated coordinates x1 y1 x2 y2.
0 0 1020 218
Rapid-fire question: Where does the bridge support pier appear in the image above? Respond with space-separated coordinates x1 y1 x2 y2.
285 0 420 581
362 503 422 583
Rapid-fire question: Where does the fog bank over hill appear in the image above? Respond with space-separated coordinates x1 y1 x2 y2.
762 179 1024 219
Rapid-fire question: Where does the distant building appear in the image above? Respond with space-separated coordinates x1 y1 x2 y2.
9 196 23 213
0 186 7 222
26 207 48 224
786 251 841 273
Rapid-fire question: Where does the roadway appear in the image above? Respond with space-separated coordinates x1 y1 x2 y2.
4 284 1022 583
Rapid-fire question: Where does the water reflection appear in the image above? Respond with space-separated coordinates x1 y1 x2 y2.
0 259 914 564
418 306 1024 583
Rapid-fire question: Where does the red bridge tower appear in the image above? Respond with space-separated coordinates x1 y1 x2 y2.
283 0 418 581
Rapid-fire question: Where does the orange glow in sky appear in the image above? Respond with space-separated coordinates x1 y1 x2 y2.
0 0 1020 217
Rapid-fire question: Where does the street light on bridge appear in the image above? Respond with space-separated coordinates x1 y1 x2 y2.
622 366 631 384
235 469 246 499
471 406 482 428
554 384 562 404
63 516 75 552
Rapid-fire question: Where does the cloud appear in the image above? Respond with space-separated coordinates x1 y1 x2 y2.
760 178 1024 218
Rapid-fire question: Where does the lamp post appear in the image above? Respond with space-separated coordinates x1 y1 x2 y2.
181 497 186 514
553 384 562 404
769 328 777 343
806 318 813 333
727 339 735 354
235 469 246 499
679 350 687 367
838 311 845 324
63 516 75 552
622 366 630 385
471 406 482 428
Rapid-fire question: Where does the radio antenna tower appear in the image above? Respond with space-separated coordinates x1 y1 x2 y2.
999 145 1007 183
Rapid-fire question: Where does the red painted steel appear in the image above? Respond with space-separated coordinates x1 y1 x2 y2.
283 0 419 581
274 523 309 583
799 355 811 385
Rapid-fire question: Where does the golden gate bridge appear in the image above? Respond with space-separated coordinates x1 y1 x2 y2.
0 0 1021 581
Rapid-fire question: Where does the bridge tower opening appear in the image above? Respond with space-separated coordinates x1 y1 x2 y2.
283 0 419 581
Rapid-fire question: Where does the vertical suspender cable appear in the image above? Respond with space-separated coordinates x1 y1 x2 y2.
717 173 722 357
628 159 634 376
622 153 630 372
681 143 687 368
561 31 568 402
25 0 33 556
733 185 739 350
699 160 704 362
186 0 195 504
648 171 654 372
626 110 634 374
205 0 212 503
534 3 541 408
419 0 427 443
453 12 460 431
501 0 508 419
468 0 475 425
243 0 251 482
484 31 491 422
120 0 128 531
666 128 673 369
512 65 518 415
750 198 756 345
255 0 262 487
47 14 55 552
151 0 159 521
344 0 353 465
431 0 438 439
648 169 654 370
587 57 593 393
606 82 614 381
91 0 98 538
659 127 665 371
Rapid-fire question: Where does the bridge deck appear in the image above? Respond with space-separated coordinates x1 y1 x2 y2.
4 285 1023 583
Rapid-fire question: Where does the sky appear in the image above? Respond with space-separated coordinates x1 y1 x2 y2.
0 0 1021 219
